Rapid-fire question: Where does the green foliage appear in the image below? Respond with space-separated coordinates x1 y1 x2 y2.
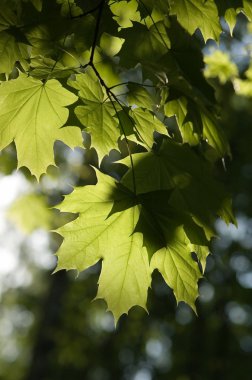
0 0 251 322
203 39 252 98
169 0 222 42
7 193 53 233
204 51 239 84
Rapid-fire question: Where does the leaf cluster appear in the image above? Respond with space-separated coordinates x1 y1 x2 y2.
0 0 249 321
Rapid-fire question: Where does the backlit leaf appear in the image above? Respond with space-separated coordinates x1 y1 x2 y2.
0 76 82 179
55 171 151 322
70 74 120 160
168 0 221 42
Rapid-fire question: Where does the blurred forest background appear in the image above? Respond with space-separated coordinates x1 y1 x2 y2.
1 13 252 380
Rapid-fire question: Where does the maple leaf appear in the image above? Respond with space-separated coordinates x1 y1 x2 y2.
130 108 168 147
120 138 210 194
168 0 222 42
55 169 213 321
164 97 200 146
138 190 210 296
69 73 120 161
0 4 18 32
151 225 201 311
120 139 235 237
0 75 82 179
127 84 157 111
0 32 29 74
55 171 151 322
0 4 29 74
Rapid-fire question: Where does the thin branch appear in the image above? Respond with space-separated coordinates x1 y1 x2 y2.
137 0 170 52
69 1 104 20
90 0 105 63
109 81 164 90
89 62 137 194
45 33 68 81
91 60 150 145
107 91 137 195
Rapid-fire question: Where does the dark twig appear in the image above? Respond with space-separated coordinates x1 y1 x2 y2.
89 0 105 63
69 0 104 19
88 60 137 195
109 81 165 90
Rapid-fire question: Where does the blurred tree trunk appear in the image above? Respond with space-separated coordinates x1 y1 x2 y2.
25 271 69 380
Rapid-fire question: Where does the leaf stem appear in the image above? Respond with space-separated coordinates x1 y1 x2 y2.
89 61 137 195
109 81 165 90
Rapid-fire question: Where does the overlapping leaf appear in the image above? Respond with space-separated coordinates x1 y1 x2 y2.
0 3 18 32
151 226 201 311
70 73 120 160
0 32 29 74
130 108 168 147
120 139 234 236
164 97 200 145
168 0 222 42
0 3 29 74
164 97 230 157
55 165 217 320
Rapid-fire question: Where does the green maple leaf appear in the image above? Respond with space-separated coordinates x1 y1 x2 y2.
119 21 170 68
165 96 230 157
0 32 29 74
139 189 210 265
130 108 167 147
138 190 209 309
169 0 221 42
200 111 230 157
70 73 120 160
0 4 17 32
100 32 125 57
120 139 234 238
151 225 201 311
120 138 207 194
164 97 200 145
28 57 74 79
127 84 157 111
0 4 29 74
55 171 151 322
96 231 150 323
26 25 54 58
0 75 82 179
110 0 141 28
